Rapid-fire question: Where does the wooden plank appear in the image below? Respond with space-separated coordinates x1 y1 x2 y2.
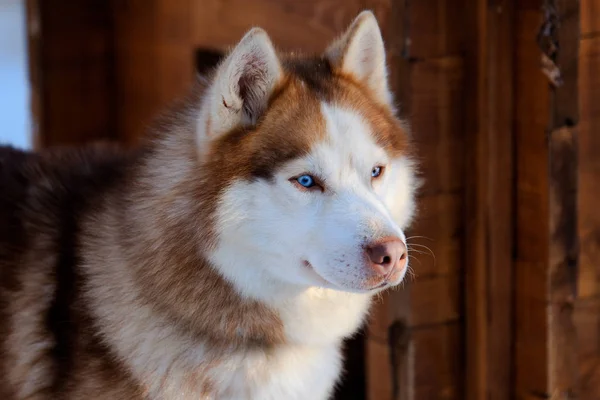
366 338 395 400
463 1 515 399
574 297 600 399
113 0 195 144
369 273 460 342
581 0 600 36
513 3 552 398
514 1 582 398
539 1 582 397
479 4 515 398
578 37 600 300
412 323 461 400
366 322 461 400
405 275 460 327
514 294 549 400
552 0 580 126
548 126 579 397
410 56 465 196
406 0 465 59
31 0 116 147
371 0 466 60
577 35 600 399
190 0 365 52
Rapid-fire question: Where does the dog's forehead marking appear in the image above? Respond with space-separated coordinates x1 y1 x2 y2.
309 102 386 184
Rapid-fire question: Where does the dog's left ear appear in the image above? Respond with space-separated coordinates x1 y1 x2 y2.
325 11 392 106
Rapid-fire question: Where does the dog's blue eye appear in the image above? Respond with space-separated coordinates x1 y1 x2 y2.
296 175 315 188
372 166 382 178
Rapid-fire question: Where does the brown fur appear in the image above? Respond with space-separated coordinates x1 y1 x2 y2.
0 50 408 398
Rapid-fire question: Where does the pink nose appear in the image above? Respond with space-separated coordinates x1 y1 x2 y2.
365 237 407 277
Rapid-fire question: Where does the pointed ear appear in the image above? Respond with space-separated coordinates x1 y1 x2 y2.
325 11 392 105
207 28 283 137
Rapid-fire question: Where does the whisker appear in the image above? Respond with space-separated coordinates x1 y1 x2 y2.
406 248 429 256
407 254 422 265
407 267 417 281
405 235 434 242
406 243 436 263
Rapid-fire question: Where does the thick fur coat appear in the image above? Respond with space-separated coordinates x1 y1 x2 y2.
0 12 417 399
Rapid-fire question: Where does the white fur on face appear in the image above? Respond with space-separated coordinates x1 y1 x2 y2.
210 103 416 297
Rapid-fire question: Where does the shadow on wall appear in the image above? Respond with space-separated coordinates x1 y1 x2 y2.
0 0 30 149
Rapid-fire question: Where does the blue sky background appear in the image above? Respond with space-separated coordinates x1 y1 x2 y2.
0 0 30 149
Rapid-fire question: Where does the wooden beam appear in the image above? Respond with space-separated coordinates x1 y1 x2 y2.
189 0 365 52
577 34 600 399
464 0 515 399
27 0 116 148
513 2 552 397
514 0 582 398
581 0 600 37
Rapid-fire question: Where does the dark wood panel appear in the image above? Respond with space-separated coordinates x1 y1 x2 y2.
513 2 551 398
577 35 600 399
366 322 461 400
29 0 116 147
112 0 195 144
407 0 466 59
410 57 466 196
581 0 600 36
546 1 581 397
463 1 516 398
190 0 365 52
412 323 462 400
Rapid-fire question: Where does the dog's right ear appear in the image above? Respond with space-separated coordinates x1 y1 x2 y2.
199 28 283 145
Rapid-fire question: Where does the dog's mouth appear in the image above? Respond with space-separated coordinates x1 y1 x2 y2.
302 260 333 287
302 260 392 292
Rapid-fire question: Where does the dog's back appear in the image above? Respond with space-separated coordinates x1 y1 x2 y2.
0 144 141 399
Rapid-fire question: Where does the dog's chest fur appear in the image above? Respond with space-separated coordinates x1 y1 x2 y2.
0 145 371 399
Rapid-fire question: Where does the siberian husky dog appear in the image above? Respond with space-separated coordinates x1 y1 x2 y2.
0 11 418 400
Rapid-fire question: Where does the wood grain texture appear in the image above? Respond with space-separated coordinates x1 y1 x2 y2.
411 323 461 400
577 35 600 400
190 0 365 52
514 2 551 399
410 57 465 196
464 1 515 399
406 0 465 59
581 0 600 36
112 0 194 144
29 0 116 147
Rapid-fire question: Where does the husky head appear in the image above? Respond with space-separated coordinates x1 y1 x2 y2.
196 11 417 295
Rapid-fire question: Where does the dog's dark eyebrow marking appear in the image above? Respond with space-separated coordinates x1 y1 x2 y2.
249 146 308 182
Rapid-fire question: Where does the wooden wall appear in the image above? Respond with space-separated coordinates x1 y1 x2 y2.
577 1 600 396
26 0 116 148
366 1 466 399
26 0 600 399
